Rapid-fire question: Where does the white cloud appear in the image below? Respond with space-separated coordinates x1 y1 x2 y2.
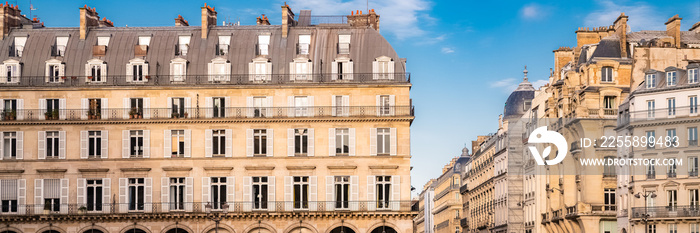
520 4 541 19
441 47 454 54
532 79 549 89
584 0 664 31
490 78 516 88
287 0 431 39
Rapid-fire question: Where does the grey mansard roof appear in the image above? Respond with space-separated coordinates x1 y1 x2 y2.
0 25 404 76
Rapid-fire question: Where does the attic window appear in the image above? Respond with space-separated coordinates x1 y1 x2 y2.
217 35 231 56
257 35 270 56
601 66 613 82
97 36 110 46
298 34 310 55
12 37 27 57
666 71 677 86
338 34 350 54
689 68 698 84
177 36 190 56
645 73 656 88
138 36 151 46
54 36 69 57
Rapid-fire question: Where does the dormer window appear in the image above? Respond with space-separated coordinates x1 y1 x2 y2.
217 35 231 56
170 58 188 82
126 58 148 82
249 57 272 82
11 37 26 57
689 68 698 84
601 66 613 82
138 36 151 46
85 58 106 83
373 56 394 80
332 57 353 80
1 59 20 84
135 36 151 56
208 57 230 82
176 36 190 56
97 36 110 46
645 73 656 88
45 59 64 83
257 35 270 56
298 34 310 55
338 34 350 54
290 57 312 81
93 36 110 56
666 71 677 86
53 36 69 57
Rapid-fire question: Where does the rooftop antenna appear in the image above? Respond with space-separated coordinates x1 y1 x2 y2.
29 0 38 19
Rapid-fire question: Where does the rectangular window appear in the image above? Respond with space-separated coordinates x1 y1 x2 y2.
377 128 391 155
171 98 185 118
335 128 349 155
338 34 350 54
646 74 656 88
138 36 151 46
88 131 102 158
668 98 676 116
129 130 144 157
691 96 698 115
646 131 656 149
2 132 17 159
44 179 61 212
213 97 226 118
376 176 391 209
170 130 185 158
172 63 185 81
258 35 270 55
667 129 677 148
294 96 308 117
3 99 16 117
54 37 68 56
130 98 144 117
90 64 102 82
177 36 190 56
293 176 309 209
254 63 267 81
46 131 59 158
601 67 613 82
252 176 268 210
690 189 699 207
254 129 267 156
667 157 677 177
334 176 350 209
669 224 677 233
689 127 698 147
86 179 103 211
335 96 345 116
169 177 185 210
253 97 267 117
692 224 699 233
298 34 310 55
88 99 101 119
647 100 655 118
46 99 59 119
97 36 110 46
667 190 677 210
132 65 144 82
689 157 698 177
210 177 227 209
128 178 145 211
212 130 226 156
647 164 656 179
377 61 390 79
604 188 615 210
0 180 18 213
294 129 308 156
690 69 699 84
647 225 656 233
603 96 616 109
667 71 677 86
380 95 390 115
217 36 230 55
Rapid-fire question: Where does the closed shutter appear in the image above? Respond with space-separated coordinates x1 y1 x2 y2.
265 63 272 81
58 64 65 82
77 178 86 206
184 129 191 158
289 62 296 80
345 61 354 80
185 177 193 211
349 128 356 156
390 128 397 156
58 99 66 120
205 97 212 118
102 178 110 213
326 176 334 212
331 96 337 117
309 176 317 211
246 129 253 157
246 97 254 118
143 130 150 158
242 177 251 211
122 130 129 158
342 96 350 116
16 131 22 159
224 63 231 81
119 178 127 213
268 176 276 211
81 99 88 120
372 61 378 80
39 99 46 121
388 61 395 78
58 131 66 159
224 97 231 116
331 61 338 80
370 128 377 156
205 129 212 157
101 130 109 159
143 98 150 119
100 63 107 80
248 63 255 81
287 96 294 117
284 176 292 211
38 131 46 159
265 96 273 117
60 179 68 213
170 62 175 81
226 177 235 211
34 179 43 214
225 129 232 158
367 176 376 211
350 176 359 210
123 98 129 119
287 129 294 157
376 95 381 116
207 63 213 82
163 130 171 158
142 63 149 77
85 64 91 79
101 98 108 120
144 178 152 213
391 175 400 210
308 128 314 157
202 177 210 204
266 129 274 157
167 98 172 116
1 131 5 159
16 99 23 120
80 131 88 159
308 96 315 117
161 177 169 212
18 179 25 214
328 128 336 156
184 97 191 117
389 95 396 116
125 64 132 82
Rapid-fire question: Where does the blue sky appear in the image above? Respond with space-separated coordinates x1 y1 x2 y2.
22 0 700 196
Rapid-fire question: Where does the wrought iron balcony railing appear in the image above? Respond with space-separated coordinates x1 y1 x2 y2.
0 106 413 122
0 73 410 88
0 201 415 216
630 205 700 219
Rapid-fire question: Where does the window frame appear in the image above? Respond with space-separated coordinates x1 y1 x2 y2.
601 66 614 82
252 176 268 210
292 176 309 210
666 71 677 86
253 129 267 156
87 130 102 158
645 73 656 88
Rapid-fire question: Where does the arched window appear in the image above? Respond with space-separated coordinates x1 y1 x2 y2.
370 226 397 233
165 228 190 233
329 226 356 233
85 58 107 82
82 230 104 233
123 229 147 233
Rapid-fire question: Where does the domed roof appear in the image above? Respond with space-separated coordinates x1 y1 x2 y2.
503 66 535 120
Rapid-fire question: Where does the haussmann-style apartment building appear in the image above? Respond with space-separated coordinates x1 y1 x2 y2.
0 3 416 233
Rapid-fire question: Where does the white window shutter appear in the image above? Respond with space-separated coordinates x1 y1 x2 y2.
331 61 338 80
60 178 68 213
37 131 46 159
265 63 272 81
267 129 274 157
308 96 315 117
16 99 24 120
376 95 381 116
125 64 132 82
102 178 110 213
389 95 396 116
161 177 169 212
326 176 334 211
331 96 337 117
246 97 254 118
287 128 294 157
367 176 376 211
248 63 255 81
225 63 231 81
328 128 336 156
34 179 43 214
343 95 350 116
308 128 314 157
101 98 108 120
119 178 127 213
266 96 273 117
101 130 109 159
144 178 153 213
59 99 66 120
372 61 378 80
18 179 26 214
370 128 377 156
289 62 296 80
388 61 395 76
58 131 66 159
226 177 235 211
77 178 86 206
81 99 88 120
58 64 65 82
205 97 212 118
287 96 294 117
224 97 231 116
143 63 149 76
143 130 150 158
390 128 397 156
242 177 251 211
225 129 232 158
349 128 356 156
169 62 175 81
167 98 173 115
16 131 23 159
123 98 129 119
44 64 49 82
184 97 191 117
284 176 292 211
205 129 212 157
122 130 129 158
142 98 150 119
246 129 253 157
207 63 214 82
309 176 317 211
185 177 193 211
184 129 191 157
163 130 171 158
39 99 46 121
391 175 401 210
80 131 88 159
101 63 107 79
202 177 210 204
2 131 6 159
346 61 354 80
350 176 359 211
268 176 276 211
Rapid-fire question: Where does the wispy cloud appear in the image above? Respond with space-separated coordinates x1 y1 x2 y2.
520 3 547 20
441 47 455 54
287 0 432 39
490 78 516 88
532 79 549 89
584 0 664 31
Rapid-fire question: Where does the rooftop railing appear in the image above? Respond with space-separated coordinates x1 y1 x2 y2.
625 106 699 122
0 73 411 88
630 205 700 219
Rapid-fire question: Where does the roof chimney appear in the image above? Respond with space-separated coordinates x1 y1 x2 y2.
691 22 700 33
1 3 24 39
281 2 295 38
79 5 101 39
665 15 682 48
175 15 189 26
347 9 380 31
201 3 217 39
613 13 628 57
256 14 270 25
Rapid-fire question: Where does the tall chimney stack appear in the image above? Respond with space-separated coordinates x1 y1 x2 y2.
175 15 189 26
665 15 682 48
201 3 217 39
281 3 295 38
613 13 628 57
0 3 23 39
79 5 101 39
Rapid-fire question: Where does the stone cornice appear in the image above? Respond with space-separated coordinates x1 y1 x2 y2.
120 168 152 172
0 117 415 126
